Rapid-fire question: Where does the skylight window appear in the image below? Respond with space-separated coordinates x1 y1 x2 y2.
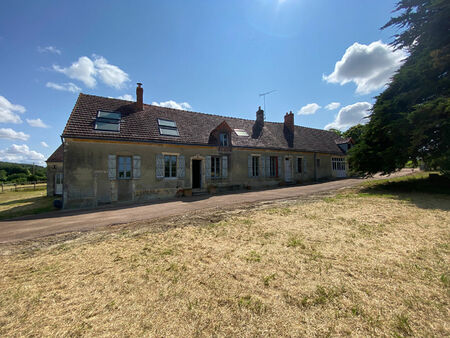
95 110 121 132
158 119 179 136
234 129 249 137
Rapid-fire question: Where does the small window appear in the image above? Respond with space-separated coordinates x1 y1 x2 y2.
332 157 345 171
95 110 121 132
219 133 229 146
252 156 259 177
158 119 179 136
211 156 221 178
118 156 132 179
316 159 320 168
269 156 278 177
164 155 177 177
297 158 302 173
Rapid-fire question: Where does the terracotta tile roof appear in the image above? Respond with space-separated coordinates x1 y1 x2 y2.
62 94 347 155
46 144 63 162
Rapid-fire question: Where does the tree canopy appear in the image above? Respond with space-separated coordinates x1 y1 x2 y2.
349 0 450 175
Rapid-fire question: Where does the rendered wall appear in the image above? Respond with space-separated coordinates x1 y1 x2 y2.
62 139 343 209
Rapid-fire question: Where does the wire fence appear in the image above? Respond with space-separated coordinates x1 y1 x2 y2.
1 181 47 193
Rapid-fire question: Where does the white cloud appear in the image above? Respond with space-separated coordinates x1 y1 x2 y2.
26 118 50 128
40 141 49 148
117 94 133 101
152 100 192 110
0 95 25 124
0 128 29 141
324 102 341 110
0 144 46 165
37 46 61 55
297 103 321 115
325 102 372 131
323 41 406 94
46 82 81 93
52 55 130 89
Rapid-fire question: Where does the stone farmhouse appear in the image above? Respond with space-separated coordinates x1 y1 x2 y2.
47 84 350 208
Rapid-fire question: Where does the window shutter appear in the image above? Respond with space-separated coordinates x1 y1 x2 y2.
248 155 252 177
260 155 265 177
133 155 141 179
266 156 270 177
108 155 116 180
177 155 185 178
222 156 228 178
278 156 282 178
156 154 164 178
205 156 211 179
304 158 307 173
295 157 298 174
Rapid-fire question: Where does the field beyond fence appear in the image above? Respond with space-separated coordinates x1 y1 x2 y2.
0 181 46 193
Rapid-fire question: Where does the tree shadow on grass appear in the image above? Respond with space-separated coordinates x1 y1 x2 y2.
0 196 56 220
359 175 450 211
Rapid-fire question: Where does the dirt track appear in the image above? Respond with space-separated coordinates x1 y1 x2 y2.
0 169 417 243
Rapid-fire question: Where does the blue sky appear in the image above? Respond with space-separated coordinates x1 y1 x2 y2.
0 0 405 165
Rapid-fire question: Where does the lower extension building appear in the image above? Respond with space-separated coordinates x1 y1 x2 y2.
47 84 350 208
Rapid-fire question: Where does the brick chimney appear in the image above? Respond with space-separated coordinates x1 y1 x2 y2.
284 111 294 134
135 83 143 111
256 106 264 126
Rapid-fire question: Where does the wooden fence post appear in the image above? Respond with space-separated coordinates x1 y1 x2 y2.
1 183 3 193
14 183 17 192
34 182 36 190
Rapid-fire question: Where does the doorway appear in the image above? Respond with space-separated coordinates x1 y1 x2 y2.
55 173 63 195
192 160 202 189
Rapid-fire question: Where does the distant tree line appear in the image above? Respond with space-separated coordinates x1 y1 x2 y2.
0 162 46 183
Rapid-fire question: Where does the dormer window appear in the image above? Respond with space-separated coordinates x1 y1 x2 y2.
219 133 229 146
158 119 179 136
95 111 121 132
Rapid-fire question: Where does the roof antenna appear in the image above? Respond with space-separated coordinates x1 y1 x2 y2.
259 90 277 118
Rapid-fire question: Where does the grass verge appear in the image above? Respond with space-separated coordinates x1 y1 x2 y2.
0 187 56 220
0 174 448 336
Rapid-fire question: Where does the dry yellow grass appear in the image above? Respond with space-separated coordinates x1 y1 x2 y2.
0 189 449 336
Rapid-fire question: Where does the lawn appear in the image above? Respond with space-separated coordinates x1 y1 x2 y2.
0 186 56 220
0 175 449 336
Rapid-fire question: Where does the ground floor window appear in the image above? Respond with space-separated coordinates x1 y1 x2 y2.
211 156 221 178
269 156 278 177
332 157 346 171
118 156 132 179
164 155 177 177
316 158 321 168
297 157 302 173
252 156 259 177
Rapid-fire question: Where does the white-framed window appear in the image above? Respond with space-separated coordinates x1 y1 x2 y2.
332 157 346 171
118 156 132 179
219 133 229 146
252 155 259 177
164 155 177 178
211 156 221 178
269 156 278 177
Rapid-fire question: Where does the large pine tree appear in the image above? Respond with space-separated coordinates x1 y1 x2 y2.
349 0 450 175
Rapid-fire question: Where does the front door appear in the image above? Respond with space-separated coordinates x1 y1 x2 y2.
192 160 201 189
284 157 292 182
55 173 63 195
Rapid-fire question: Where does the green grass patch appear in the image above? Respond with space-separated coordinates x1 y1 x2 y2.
0 188 56 220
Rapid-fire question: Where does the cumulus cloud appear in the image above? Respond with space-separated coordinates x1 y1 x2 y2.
152 100 192 110
46 82 81 93
40 141 49 148
0 128 29 141
37 46 61 55
325 102 341 110
26 118 50 128
0 95 25 124
116 94 133 101
53 55 130 89
323 41 406 94
0 144 46 165
297 103 321 115
325 102 372 131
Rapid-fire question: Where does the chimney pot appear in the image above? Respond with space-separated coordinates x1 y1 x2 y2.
136 83 143 111
256 106 264 125
284 111 294 134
